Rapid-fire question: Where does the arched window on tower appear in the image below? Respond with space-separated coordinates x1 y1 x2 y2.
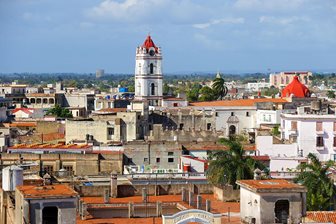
151 83 155 95
150 63 154 74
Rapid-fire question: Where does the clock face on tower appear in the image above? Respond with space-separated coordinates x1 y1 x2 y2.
149 49 155 56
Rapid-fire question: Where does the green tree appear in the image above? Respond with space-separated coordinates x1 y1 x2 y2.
294 153 336 211
207 137 265 189
262 86 279 97
186 83 201 102
327 90 335 99
47 104 73 118
212 74 228 100
199 86 216 101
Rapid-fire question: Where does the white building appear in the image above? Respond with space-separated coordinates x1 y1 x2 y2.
237 179 306 224
281 113 336 161
134 35 163 106
190 98 288 137
246 82 270 92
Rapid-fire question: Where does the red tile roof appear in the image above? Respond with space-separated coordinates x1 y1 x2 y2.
305 211 336 223
9 143 91 150
17 184 77 198
9 122 37 127
190 98 288 107
237 179 306 192
12 108 34 114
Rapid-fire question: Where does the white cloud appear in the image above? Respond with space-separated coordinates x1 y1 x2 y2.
88 0 152 21
234 0 306 11
193 17 245 29
87 0 208 24
259 16 309 25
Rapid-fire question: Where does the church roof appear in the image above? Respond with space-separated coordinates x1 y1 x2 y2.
142 35 158 52
281 76 310 98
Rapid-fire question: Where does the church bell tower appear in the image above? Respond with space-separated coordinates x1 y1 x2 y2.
134 35 163 106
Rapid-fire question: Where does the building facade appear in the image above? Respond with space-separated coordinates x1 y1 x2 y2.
269 71 312 88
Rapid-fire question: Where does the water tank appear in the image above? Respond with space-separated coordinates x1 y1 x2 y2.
183 164 190 172
2 165 23 191
311 100 322 111
119 87 128 93
106 95 111 100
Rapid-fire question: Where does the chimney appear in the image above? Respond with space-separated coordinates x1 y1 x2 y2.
254 168 262 180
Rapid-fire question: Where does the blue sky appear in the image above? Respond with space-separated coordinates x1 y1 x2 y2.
1 0 336 74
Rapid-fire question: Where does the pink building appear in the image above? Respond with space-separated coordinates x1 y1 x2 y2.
269 71 312 88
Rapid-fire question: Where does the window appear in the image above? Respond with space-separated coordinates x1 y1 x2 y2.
316 122 323 131
168 158 174 163
144 158 148 162
334 137 336 147
231 112 235 116
63 165 73 172
179 123 184 130
215 112 218 117
108 128 114 135
246 112 250 117
43 165 53 174
316 136 324 147
291 121 297 131
290 136 297 143
168 152 174 156
333 122 336 132
156 158 160 163
173 103 178 107
150 63 154 74
207 123 211 130
151 83 155 95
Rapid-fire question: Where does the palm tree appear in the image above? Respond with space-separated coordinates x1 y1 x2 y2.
294 153 336 211
212 73 228 100
206 137 265 189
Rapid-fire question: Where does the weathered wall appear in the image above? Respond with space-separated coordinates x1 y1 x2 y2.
213 185 240 202
76 183 213 197
0 153 122 175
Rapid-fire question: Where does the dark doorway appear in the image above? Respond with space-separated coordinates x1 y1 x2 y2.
229 125 236 136
275 200 289 223
42 206 58 224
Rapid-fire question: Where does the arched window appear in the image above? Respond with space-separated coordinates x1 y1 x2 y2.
150 63 154 74
151 83 155 95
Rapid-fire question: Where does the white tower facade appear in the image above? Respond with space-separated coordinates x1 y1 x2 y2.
134 35 163 106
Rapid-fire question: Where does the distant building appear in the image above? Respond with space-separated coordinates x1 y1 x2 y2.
134 35 163 106
281 76 310 98
96 69 104 78
269 71 312 88
246 81 270 92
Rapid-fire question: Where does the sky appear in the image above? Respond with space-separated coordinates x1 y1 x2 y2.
0 0 336 74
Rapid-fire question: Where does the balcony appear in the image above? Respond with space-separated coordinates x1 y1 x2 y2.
316 130 324 135
316 146 325 151
288 129 297 135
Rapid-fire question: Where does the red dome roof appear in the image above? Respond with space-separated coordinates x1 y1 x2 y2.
281 76 310 98
142 35 158 52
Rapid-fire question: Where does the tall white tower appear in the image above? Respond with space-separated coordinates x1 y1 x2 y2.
134 35 163 106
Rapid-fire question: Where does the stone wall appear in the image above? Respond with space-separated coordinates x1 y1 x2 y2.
149 125 223 142
76 183 213 197
0 153 123 175
213 185 240 202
